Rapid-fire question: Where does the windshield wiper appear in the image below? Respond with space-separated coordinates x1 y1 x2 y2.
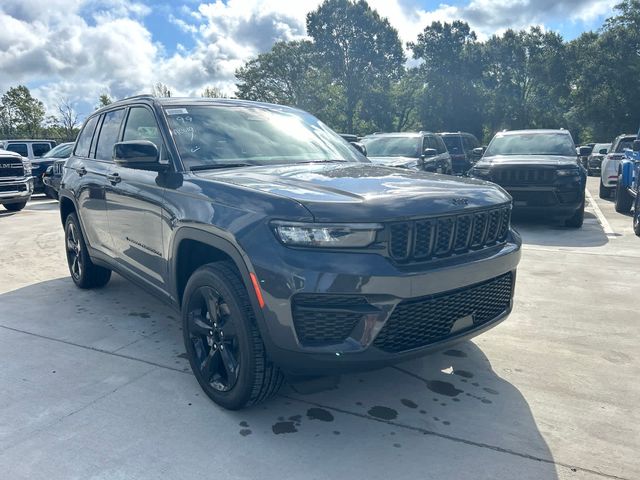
292 160 349 164
190 163 254 171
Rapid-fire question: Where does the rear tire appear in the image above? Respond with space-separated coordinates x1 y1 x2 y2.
64 213 111 289
182 261 283 409
599 179 612 199
2 201 27 212
615 175 633 213
565 194 585 228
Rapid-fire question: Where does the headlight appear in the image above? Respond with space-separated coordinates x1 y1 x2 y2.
272 222 382 248
557 168 581 177
22 158 32 176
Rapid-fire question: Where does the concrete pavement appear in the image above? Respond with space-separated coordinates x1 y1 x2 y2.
0 176 638 480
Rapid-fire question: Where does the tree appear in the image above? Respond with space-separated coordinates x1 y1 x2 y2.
56 98 80 141
152 82 171 98
97 94 112 109
0 85 45 138
306 0 405 132
409 21 483 136
201 86 228 98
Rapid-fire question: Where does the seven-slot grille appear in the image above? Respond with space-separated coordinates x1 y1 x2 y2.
373 272 513 353
388 206 510 263
491 168 555 185
0 158 24 178
53 161 65 175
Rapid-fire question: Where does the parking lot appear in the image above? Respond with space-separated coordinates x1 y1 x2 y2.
0 176 638 480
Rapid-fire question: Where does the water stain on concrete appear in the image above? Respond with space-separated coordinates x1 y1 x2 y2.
367 406 398 421
239 421 249 428
400 399 418 409
239 429 252 436
307 408 334 422
272 421 298 434
453 369 474 379
129 312 151 319
483 387 499 395
426 380 463 397
177 352 188 359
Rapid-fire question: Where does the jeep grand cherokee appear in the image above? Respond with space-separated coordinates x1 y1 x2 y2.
58 96 521 409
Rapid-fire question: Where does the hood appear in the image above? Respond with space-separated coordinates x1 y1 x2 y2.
367 156 419 167
195 162 510 222
477 155 579 168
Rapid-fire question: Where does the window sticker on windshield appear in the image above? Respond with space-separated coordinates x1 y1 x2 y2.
166 108 189 115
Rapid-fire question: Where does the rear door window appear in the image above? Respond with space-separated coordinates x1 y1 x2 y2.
6 143 28 157
32 143 51 157
95 109 126 161
74 116 99 158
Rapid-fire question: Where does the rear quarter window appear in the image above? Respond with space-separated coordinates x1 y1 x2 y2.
74 116 99 158
32 143 51 157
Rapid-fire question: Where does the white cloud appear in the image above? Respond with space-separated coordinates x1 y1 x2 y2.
0 0 616 117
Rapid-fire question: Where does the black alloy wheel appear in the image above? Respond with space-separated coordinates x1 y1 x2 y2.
66 220 83 282
64 213 111 288
186 286 240 392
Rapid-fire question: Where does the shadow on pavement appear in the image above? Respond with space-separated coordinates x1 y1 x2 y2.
0 276 558 479
513 211 608 248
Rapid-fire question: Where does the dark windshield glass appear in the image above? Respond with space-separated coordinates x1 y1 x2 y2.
43 143 72 158
361 136 421 158
164 105 364 169
441 136 463 154
485 133 576 157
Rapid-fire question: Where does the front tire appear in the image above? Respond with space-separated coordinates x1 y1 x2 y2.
3 201 27 212
565 195 585 228
182 261 283 410
615 175 633 213
633 195 640 237
64 213 111 289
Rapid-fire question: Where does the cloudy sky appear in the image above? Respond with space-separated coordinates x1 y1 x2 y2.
0 0 617 117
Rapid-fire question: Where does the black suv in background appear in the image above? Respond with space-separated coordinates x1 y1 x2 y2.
438 132 482 175
469 129 588 228
59 96 521 409
360 132 453 174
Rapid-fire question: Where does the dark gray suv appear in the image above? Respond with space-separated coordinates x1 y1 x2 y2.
59 96 521 409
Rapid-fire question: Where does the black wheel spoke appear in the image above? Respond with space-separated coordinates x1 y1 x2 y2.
219 346 239 386
188 312 212 337
204 288 222 326
200 349 218 382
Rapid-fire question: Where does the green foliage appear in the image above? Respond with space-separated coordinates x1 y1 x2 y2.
0 85 46 138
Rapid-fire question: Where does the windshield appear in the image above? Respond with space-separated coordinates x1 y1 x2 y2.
592 143 610 154
616 138 636 153
43 143 72 158
485 132 576 157
441 136 463 154
163 105 365 170
361 136 422 158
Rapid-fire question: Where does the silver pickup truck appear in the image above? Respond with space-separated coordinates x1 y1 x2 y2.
0 149 33 212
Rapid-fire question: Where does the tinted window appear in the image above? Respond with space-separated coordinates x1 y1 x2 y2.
6 143 28 156
442 136 462 154
362 136 421 158
43 143 73 158
75 116 99 157
32 143 51 157
592 143 610 154
95 109 125 161
615 138 636 153
485 133 576 157
165 105 365 168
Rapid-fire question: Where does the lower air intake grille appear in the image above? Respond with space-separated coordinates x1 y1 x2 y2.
292 295 368 346
373 273 513 353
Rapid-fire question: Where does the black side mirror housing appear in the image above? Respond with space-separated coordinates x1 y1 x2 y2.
599 148 608 155
113 141 167 171
633 140 640 152
423 148 437 158
350 141 367 157
578 146 592 157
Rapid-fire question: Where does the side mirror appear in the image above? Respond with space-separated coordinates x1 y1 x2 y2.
350 141 367 157
423 148 437 158
578 146 592 157
472 147 485 157
633 140 640 152
113 141 166 171
43 166 53 178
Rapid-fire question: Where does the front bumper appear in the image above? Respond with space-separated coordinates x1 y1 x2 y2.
0 177 33 204
505 186 584 217
246 231 521 375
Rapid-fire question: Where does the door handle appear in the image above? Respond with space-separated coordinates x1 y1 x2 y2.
107 172 121 184
76 165 87 177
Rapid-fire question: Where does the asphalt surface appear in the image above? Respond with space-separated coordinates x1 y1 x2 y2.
1 176 638 480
